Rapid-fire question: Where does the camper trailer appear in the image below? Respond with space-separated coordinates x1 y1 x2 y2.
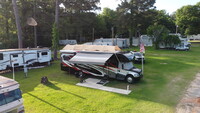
60 45 142 84
0 76 24 113
59 39 77 45
132 35 153 46
92 38 129 48
159 34 191 50
175 37 191 51
0 48 51 71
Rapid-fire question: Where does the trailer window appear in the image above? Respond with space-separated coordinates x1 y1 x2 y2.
12 54 18 57
0 88 22 106
42 52 48 56
0 94 6 106
0 53 3 60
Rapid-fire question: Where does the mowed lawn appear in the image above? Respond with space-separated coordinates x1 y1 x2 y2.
2 44 200 113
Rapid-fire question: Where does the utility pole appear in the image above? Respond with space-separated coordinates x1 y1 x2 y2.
112 27 114 45
92 28 95 44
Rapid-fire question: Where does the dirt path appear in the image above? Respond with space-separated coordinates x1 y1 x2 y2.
176 73 200 113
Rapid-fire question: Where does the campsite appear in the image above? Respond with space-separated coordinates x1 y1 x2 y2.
1 44 199 113
1 0 200 113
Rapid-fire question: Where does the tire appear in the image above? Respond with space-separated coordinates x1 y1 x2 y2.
133 57 136 64
75 71 83 78
103 75 109 80
125 75 136 84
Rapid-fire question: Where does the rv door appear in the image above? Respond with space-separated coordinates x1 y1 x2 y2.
10 53 23 67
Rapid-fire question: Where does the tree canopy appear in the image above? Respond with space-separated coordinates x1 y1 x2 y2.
176 2 200 35
0 0 199 49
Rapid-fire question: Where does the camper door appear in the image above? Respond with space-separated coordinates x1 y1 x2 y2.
37 50 51 63
10 52 23 67
0 53 9 70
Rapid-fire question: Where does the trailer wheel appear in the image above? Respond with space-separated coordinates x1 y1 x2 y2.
126 75 135 84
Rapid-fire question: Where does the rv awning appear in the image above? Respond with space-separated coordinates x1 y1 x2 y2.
69 52 113 65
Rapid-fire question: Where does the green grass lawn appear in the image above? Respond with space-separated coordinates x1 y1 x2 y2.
2 44 200 113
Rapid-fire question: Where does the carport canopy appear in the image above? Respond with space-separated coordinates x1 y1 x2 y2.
69 52 113 65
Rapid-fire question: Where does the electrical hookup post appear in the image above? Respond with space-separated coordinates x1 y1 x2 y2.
140 43 145 75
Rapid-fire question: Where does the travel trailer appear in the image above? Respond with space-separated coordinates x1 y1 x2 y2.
0 76 24 113
84 38 129 48
0 48 51 71
59 39 77 45
175 37 191 51
159 34 191 50
132 35 153 46
60 45 142 84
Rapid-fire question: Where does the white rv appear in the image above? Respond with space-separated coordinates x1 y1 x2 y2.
132 35 153 46
92 38 129 48
0 76 24 113
59 39 77 45
175 37 191 51
0 48 51 71
60 45 142 84
159 34 191 50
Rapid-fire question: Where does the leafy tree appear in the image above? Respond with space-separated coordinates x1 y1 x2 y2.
153 10 176 33
163 35 180 47
117 0 155 46
0 0 18 48
176 2 200 35
147 25 169 49
97 8 117 38
93 14 107 38
60 0 100 42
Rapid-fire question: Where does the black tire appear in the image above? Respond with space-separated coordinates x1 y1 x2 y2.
103 75 109 80
133 57 136 64
76 71 83 78
125 75 136 84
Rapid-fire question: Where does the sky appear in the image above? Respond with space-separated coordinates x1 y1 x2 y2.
99 0 200 14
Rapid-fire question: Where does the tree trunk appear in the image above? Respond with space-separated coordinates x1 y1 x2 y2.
55 0 59 26
54 0 59 60
34 0 37 48
12 0 23 48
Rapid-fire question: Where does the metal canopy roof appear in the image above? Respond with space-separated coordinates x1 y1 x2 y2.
69 52 113 65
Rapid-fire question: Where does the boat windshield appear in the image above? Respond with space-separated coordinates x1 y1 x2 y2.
0 88 22 106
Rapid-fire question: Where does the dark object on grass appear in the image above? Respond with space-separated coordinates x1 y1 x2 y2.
41 76 48 84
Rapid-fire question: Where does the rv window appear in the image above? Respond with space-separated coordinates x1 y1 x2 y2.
0 88 22 106
42 52 48 55
0 94 6 106
0 53 3 60
13 54 18 57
